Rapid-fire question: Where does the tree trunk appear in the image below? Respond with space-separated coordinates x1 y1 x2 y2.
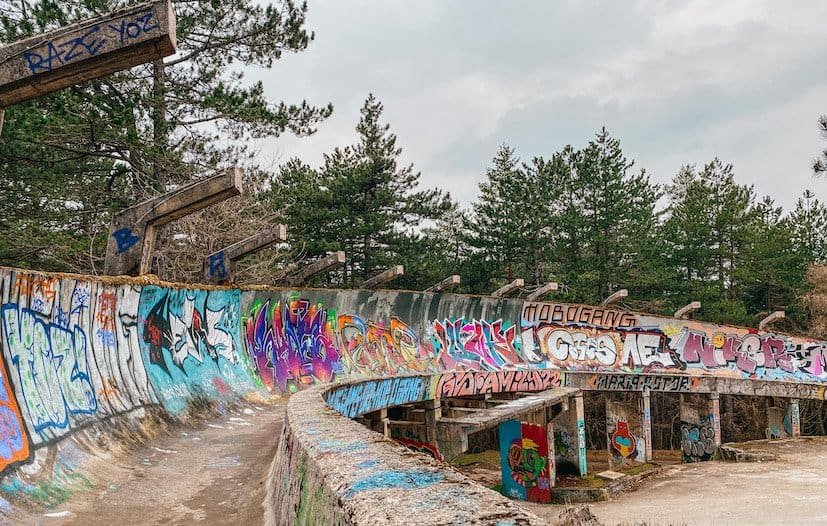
152 58 168 191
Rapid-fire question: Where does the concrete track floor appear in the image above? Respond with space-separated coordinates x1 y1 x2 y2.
525 437 827 526
33 400 286 526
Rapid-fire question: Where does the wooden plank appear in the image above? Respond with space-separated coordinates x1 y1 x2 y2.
362 265 403 289
0 0 176 106
424 274 460 293
103 168 243 276
203 224 287 283
492 278 524 298
283 251 346 286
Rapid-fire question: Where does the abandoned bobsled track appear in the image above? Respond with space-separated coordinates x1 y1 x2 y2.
0 266 823 524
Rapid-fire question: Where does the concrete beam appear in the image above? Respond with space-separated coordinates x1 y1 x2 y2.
283 251 346 287
526 282 559 301
424 275 460 293
104 168 243 276
203 225 288 283
491 278 524 298
674 301 701 319
362 265 404 290
0 1 176 107
759 310 785 331
600 288 628 307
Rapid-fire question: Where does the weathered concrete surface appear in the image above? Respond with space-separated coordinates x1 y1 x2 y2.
269 384 546 525
525 437 827 526
20 400 285 525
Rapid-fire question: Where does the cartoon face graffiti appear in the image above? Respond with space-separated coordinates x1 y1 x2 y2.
507 438 547 488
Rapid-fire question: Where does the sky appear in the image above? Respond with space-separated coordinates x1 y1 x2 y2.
249 0 827 211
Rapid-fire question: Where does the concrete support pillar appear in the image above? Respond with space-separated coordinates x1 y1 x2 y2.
606 393 646 468
787 399 801 438
679 393 718 462
642 390 653 462
575 393 587 476
709 393 722 446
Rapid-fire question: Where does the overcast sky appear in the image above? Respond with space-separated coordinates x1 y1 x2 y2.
249 0 827 211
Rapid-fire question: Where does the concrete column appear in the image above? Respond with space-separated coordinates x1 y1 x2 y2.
606 393 646 468
574 393 587 476
709 393 722 446
642 390 653 462
787 399 801 438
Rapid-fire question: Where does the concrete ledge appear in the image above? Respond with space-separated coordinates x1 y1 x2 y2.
267 383 546 526
718 443 778 462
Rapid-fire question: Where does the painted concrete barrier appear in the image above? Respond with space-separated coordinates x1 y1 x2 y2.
0 265 823 517
267 379 546 525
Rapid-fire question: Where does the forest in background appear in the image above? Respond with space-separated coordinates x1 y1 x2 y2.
0 0 826 340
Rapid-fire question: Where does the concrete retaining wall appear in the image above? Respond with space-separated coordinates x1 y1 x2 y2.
267 380 545 525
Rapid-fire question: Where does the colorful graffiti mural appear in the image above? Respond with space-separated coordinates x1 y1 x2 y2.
498 419 552 503
138 286 256 415
244 298 342 393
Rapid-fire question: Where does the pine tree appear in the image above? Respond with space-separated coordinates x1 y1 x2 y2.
789 190 827 262
269 95 452 287
0 0 332 275
557 129 660 304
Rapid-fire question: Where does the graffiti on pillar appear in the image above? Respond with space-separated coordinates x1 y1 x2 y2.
609 420 638 461
680 419 716 462
244 298 342 393
498 419 552 503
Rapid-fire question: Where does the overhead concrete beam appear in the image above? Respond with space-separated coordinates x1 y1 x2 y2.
104 168 243 276
283 251 346 287
424 275 460 293
491 278 524 298
600 288 628 307
203 224 288 284
526 282 559 301
674 301 702 319
759 310 785 331
362 265 404 290
0 0 176 107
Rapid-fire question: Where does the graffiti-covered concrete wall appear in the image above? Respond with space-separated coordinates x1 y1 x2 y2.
0 266 824 490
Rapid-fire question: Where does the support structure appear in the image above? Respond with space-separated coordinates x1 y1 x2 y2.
642 390 652 461
0 1 176 107
767 397 802 439
606 393 648 468
283 251 346 287
759 310 785 331
551 392 587 476
600 288 628 307
674 301 701 319
491 278 524 298
424 275 460 293
679 393 718 462
362 265 404 289
104 168 243 276
203 224 287 284
526 282 559 301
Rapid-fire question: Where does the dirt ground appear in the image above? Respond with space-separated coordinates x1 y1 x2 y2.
523 437 827 526
28 400 286 526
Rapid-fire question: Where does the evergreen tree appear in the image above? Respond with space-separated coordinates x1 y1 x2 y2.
269 95 453 287
789 190 827 262
557 129 660 304
813 115 827 175
0 0 331 275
